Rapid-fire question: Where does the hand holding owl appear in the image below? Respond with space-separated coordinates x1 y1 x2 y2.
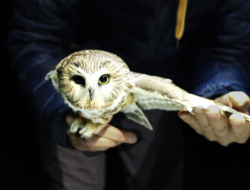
66 111 137 151
179 91 250 146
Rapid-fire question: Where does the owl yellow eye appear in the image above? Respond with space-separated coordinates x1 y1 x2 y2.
99 74 109 84
73 75 85 86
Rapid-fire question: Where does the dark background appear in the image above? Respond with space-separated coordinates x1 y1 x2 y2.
1 1 48 190
2 1 250 190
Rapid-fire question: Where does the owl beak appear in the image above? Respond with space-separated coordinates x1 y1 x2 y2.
88 88 95 101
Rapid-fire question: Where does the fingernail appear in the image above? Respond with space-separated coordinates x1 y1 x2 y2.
230 113 245 125
229 92 249 106
205 105 219 118
193 108 203 113
230 120 245 126
230 113 245 120
206 112 217 118
128 134 137 144
179 114 186 120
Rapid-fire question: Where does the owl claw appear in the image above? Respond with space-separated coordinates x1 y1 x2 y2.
70 117 104 139
78 121 96 139
80 132 92 139
70 117 85 133
79 127 88 135
70 125 79 133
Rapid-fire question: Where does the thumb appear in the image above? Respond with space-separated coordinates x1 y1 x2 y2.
228 91 250 114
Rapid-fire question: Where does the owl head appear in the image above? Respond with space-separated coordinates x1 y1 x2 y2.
46 50 133 111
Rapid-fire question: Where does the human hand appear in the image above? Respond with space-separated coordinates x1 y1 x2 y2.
66 112 137 151
178 91 250 146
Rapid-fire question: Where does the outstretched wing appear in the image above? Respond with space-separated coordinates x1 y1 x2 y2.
130 72 250 122
130 72 193 112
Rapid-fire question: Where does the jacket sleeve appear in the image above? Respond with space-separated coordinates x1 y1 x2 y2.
5 0 81 148
188 0 250 99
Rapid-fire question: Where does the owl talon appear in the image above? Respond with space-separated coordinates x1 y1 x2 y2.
70 117 85 133
79 127 88 135
70 117 104 139
78 121 97 139
80 132 92 139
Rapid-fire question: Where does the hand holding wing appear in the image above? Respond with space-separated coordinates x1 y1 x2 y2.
179 92 250 146
123 72 250 146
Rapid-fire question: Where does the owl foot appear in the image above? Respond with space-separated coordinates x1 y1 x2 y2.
70 117 104 139
70 117 86 134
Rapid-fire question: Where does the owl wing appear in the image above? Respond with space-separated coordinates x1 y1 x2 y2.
129 72 193 112
129 72 250 123
121 103 153 130
121 72 190 130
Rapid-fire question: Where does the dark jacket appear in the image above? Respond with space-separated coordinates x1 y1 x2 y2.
5 0 250 148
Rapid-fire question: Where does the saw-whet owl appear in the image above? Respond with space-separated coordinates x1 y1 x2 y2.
46 50 250 138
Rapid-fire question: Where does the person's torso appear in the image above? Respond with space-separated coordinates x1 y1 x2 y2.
73 0 222 87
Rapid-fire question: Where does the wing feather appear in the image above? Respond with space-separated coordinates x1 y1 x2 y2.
121 103 153 130
130 72 192 112
130 72 250 122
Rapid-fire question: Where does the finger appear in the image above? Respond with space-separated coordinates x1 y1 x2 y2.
230 113 250 144
68 132 121 151
214 94 233 108
228 91 250 114
68 132 89 151
193 108 210 128
93 124 137 144
178 110 202 134
205 105 229 146
193 108 216 141
85 135 122 151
